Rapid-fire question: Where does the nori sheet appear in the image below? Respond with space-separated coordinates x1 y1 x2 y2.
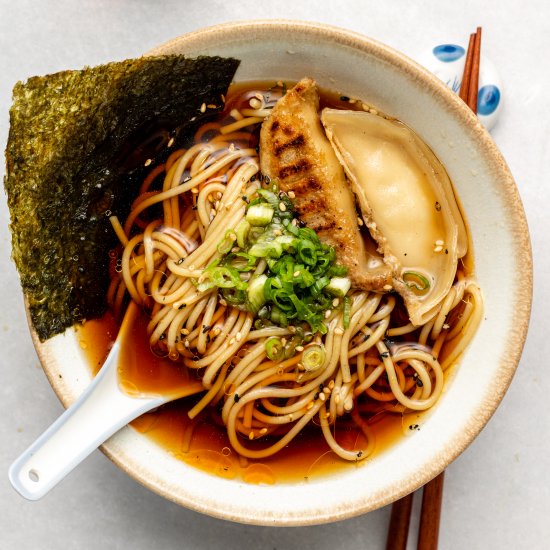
5 55 239 341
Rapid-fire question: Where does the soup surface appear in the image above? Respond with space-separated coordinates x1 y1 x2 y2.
78 310 424 483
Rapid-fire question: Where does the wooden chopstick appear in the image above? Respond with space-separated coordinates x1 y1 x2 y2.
385 473 446 550
458 33 475 104
460 27 482 113
467 27 482 113
385 491 414 550
417 472 446 550
384 28 482 550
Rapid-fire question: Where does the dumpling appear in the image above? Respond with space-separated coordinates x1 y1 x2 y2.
321 108 467 325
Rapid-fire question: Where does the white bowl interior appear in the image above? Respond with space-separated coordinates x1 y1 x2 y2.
36 21 531 525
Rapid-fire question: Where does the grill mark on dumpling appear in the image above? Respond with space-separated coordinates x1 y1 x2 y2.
279 159 311 179
282 125 294 136
273 134 305 156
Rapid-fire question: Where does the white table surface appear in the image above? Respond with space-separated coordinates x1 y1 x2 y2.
1 1 548 548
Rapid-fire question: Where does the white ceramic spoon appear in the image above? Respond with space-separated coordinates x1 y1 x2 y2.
9 302 200 500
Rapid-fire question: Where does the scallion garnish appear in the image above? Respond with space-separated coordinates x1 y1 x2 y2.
193 179 352 344
265 337 284 360
301 343 326 372
403 271 431 295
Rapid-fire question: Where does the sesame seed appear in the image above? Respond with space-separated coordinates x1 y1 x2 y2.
181 328 190 335
260 428 268 435
144 158 152 167
293 270 301 277
383 284 393 291
323 387 331 395
288 191 296 199
248 431 255 440
200 103 206 113
328 380 335 390
184 339 190 348
295 345 304 352
216 192 223 199
334 394 341 404
219 298 227 306
231 246 240 253
279 202 287 212
167 138 175 148
291 219 298 226
277 80 284 87
435 239 445 246
212 327 221 336
370 108 379 115
229 338 236 346
324 310 332 319
288 414 294 421
306 402 314 410
332 298 340 307
236 332 242 342
207 104 217 109
273 229 283 236
281 338 287 346
434 245 443 253
191 187 199 194
443 323 450 329
335 327 344 335
319 393 326 402
357 217 364 226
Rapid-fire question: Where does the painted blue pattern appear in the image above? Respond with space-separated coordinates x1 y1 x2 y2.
477 85 501 115
433 44 465 62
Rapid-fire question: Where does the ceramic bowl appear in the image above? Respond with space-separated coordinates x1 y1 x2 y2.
31 20 532 525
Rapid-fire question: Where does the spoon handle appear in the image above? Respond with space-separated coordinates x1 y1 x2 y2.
8 344 164 500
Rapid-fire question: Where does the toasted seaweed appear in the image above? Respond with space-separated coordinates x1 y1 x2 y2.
5 55 240 341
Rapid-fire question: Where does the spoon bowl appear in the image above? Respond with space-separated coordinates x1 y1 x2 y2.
9 302 201 500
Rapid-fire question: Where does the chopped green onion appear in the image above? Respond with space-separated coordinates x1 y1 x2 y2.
246 203 274 226
270 306 288 327
265 337 284 360
220 287 247 306
403 271 431 295
301 343 326 372
247 274 267 313
217 229 237 254
343 296 351 329
248 240 283 258
325 277 351 298
193 181 350 337
235 220 251 248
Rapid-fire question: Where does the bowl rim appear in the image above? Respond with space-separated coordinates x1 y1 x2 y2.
29 19 532 525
